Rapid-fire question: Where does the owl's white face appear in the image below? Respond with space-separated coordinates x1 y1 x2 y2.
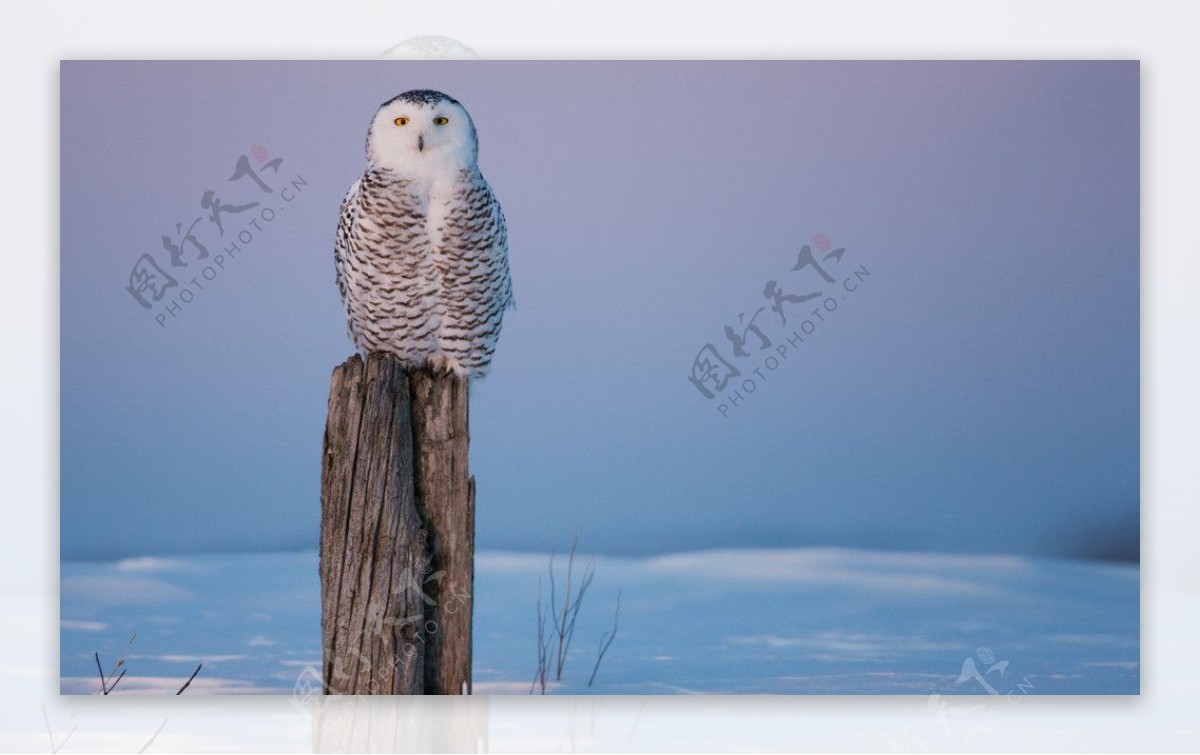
366 91 478 176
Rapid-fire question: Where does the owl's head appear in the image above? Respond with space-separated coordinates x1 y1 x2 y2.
366 90 479 174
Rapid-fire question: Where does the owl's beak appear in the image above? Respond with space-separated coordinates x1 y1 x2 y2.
418 134 425 152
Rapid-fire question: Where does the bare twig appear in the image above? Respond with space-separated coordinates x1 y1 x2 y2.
530 575 549 694
534 536 617 691
561 564 595 679
587 591 621 687
94 652 108 695
548 546 560 674
92 633 198 698
627 696 651 743
138 718 169 754
108 653 125 680
548 537 596 681
43 705 77 754
95 633 134 695
42 706 54 753
176 664 202 695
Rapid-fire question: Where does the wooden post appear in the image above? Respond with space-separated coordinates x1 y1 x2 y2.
313 695 490 752
319 354 474 695
410 370 474 695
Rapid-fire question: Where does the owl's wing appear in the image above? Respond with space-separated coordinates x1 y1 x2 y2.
435 171 514 376
334 178 364 342
336 177 362 303
484 182 514 311
468 176 513 310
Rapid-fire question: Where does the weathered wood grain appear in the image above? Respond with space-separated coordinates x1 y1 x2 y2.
319 354 474 695
320 354 426 695
410 369 474 695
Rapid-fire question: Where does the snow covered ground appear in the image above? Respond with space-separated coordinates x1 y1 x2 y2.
60 548 1138 695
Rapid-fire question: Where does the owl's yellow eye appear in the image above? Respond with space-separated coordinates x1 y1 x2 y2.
394 117 410 126
433 116 449 126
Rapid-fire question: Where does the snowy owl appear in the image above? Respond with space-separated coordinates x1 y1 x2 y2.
334 89 513 378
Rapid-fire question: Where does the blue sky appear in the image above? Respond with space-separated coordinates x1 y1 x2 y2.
60 61 1139 561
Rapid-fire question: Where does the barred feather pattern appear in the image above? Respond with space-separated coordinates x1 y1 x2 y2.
334 166 513 378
